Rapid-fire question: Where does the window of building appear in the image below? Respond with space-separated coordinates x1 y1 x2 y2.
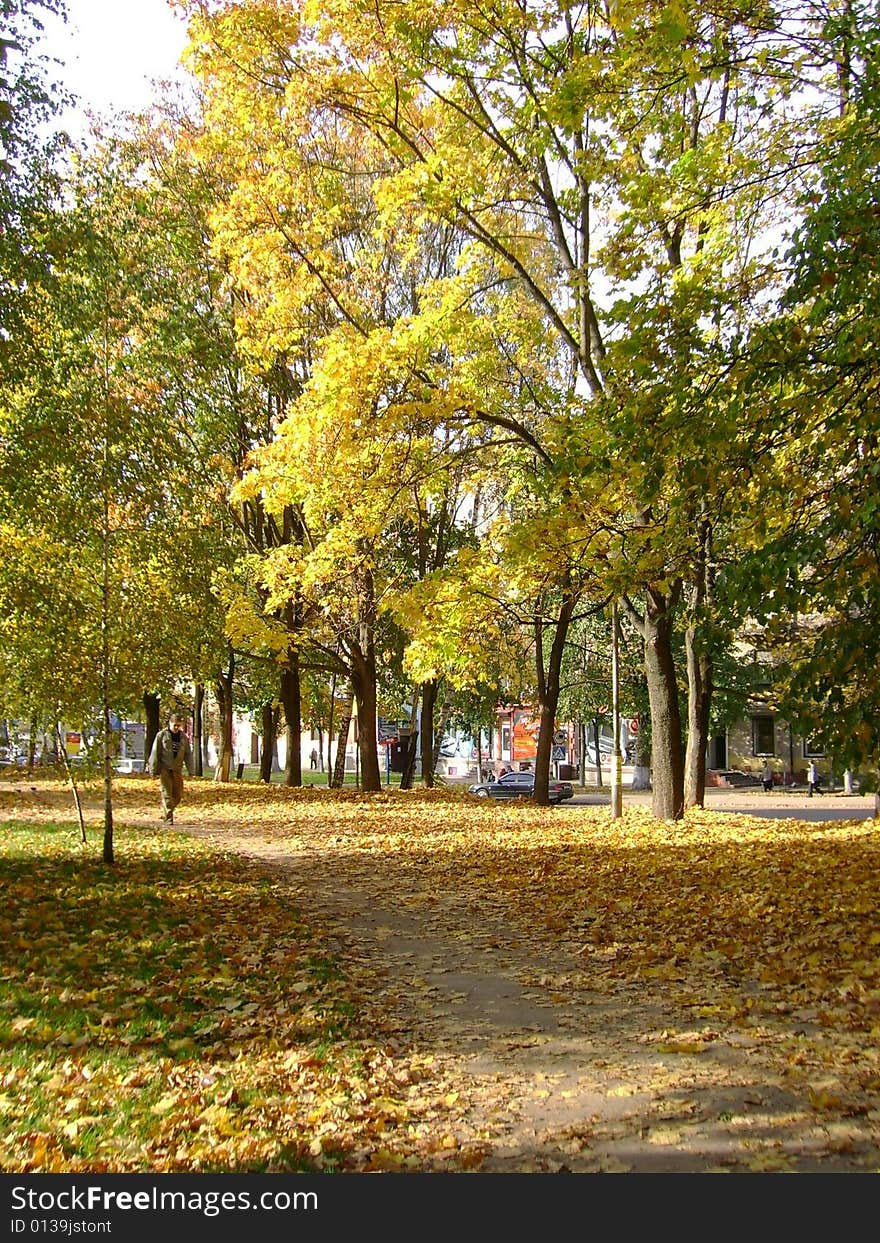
751 716 775 755
803 738 826 758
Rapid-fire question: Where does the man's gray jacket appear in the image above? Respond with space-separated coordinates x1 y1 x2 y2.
148 729 193 776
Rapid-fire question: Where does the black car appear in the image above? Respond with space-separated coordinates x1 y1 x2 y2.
468 770 574 804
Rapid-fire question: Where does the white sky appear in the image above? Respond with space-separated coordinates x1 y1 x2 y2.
40 0 191 125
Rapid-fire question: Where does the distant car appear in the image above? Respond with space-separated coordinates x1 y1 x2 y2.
115 758 145 774
468 770 574 804
717 769 762 787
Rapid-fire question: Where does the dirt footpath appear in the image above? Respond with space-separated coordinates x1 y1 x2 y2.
179 809 880 1174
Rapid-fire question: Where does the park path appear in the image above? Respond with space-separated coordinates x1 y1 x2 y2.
174 814 879 1174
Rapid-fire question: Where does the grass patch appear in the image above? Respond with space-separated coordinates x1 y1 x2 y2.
0 820 383 1172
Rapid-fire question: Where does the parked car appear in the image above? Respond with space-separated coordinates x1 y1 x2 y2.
115 758 145 774
468 769 574 804
716 769 762 787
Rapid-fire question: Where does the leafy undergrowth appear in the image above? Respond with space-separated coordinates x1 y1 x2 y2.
2 776 880 1172
0 816 471 1173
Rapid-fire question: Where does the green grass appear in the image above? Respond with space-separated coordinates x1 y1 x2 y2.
0 819 365 1172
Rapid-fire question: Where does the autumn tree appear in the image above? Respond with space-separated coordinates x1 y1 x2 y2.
0 0 67 378
0 160 178 859
117 109 304 783
730 2 880 800
0 102 257 851
184 3 504 790
180 0 853 817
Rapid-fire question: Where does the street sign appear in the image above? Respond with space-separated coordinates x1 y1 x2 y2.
552 744 567 761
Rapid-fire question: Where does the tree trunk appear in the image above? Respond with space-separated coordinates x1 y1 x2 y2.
684 519 715 809
101 692 114 864
143 692 161 767
420 679 439 788
279 654 302 786
55 723 87 844
642 587 685 820
327 673 336 785
534 698 555 805
350 647 381 793
26 716 37 774
432 690 455 782
684 630 712 808
533 594 576 805
100 474 114 864
213 648 234 782
331 691 353 788
630 730 652 791
399 688 422 790
259 700 275 783
193 683 204 778
593 718 603 787
342 567 381 793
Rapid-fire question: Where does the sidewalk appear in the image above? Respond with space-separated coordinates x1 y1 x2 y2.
577 783 877 815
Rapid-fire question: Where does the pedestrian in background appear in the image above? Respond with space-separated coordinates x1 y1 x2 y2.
761 761 773 792
147 712 193 824
807 759 821 797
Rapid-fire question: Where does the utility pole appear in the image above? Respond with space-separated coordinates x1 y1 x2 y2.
611 602 622 819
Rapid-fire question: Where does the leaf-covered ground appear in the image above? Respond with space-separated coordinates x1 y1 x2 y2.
2 776 879 1172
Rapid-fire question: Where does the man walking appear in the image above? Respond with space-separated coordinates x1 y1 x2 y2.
761 761 773 792
807 759 821 797
148 712 193 824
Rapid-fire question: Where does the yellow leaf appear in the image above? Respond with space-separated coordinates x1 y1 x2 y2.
747 1152 793 1171
808 1087 843 1111
366 1149 405 1170
150 1095 178 1116
167 1037 197 1053
459 1147 488 1169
